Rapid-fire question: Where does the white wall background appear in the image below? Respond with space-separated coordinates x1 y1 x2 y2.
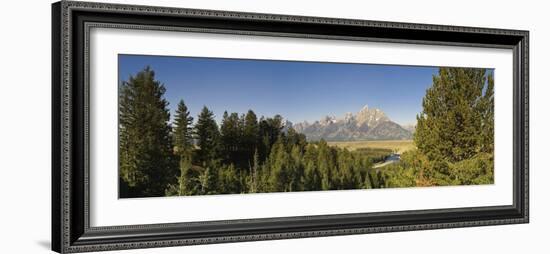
0 0 546 253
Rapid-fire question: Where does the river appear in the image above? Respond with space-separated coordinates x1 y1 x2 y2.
372 154 401 169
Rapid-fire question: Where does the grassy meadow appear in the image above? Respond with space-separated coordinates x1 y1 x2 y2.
327 140 415 154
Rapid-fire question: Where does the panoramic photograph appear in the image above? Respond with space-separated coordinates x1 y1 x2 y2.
118 54 494 198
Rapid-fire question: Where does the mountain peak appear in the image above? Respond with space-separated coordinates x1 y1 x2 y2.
356 105 388 126
319 115 337 126
344 112 354 122
293 104 411 141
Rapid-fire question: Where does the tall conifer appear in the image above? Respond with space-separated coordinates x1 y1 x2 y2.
172 100 196 195
119 66 176 197
195 106 221 166
414 68 494 184
415 68 493 162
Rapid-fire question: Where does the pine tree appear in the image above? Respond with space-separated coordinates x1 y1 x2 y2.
303 144 321 191
170 100 198 195
119 66 176 197
218 164 240 194
198 167 216 195
414 68 494 185
337 149 356 189
243 110 259 161
268 137 289 192
220 111 243 165
177 159 201 195
289 145 304 191
478 73 494 153
286 127 307 150
258 115 284 160
415 68 493 162
195 106 221 165
246 149 260 193
173 100 194 156
317 140 333 190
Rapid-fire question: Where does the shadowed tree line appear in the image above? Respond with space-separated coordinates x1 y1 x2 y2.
119 66 494 198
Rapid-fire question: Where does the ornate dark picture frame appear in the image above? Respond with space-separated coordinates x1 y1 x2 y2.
52 1 529 253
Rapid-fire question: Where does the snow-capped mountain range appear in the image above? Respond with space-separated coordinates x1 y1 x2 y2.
291 105 412 141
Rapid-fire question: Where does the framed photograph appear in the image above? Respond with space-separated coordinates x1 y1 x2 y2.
52 1 529 253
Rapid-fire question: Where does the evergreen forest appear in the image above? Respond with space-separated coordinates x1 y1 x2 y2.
119 66 494 198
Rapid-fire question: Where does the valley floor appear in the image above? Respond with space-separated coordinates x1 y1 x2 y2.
327 140 415 154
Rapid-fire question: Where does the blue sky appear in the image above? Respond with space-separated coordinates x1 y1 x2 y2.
119 54 439 126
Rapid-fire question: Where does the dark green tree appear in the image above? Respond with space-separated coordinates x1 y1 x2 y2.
166 100 199 196
268 137 289 192
415 68 493 162
119 66 176 197
243 110 260 160
317 140 334 190
173 100 194 156
220 111 243 165
258 115 284 160
337 149 358 189
303 144 322 191
288 145 305 191
414 68 494 185
195 106 221 165
286 127 307 151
